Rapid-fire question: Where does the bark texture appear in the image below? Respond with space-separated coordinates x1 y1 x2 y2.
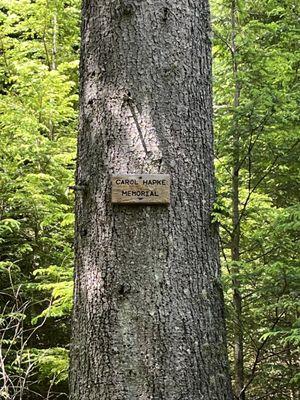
230 1 244 398
70 1 233 399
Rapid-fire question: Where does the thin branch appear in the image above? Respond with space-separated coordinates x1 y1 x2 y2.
213 30 233 53
234 139 300 234
240 311 285 396
237 110 275 172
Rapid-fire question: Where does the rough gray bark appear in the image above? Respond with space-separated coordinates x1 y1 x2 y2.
70 1 233 399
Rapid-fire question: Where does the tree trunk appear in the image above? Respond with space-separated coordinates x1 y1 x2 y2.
230 1 244 398
70 1 233 399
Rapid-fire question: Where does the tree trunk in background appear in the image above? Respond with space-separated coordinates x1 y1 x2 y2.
230 1 244 399
70 1 233 399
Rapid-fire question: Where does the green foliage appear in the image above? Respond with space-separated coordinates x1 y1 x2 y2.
28 347 69 383
212 0 300 398
0 0 79 398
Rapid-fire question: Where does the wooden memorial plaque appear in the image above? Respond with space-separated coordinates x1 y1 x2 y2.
111 174 170 205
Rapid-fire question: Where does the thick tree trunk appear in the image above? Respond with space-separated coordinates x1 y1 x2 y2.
70 1 233 399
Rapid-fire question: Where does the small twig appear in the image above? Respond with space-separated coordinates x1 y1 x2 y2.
237 110 275 172
232 139 299 236
46 374 56 400
68 185 86 191
240 311 285 397
214 152 232 175
213 30 233 53
218 232 231 274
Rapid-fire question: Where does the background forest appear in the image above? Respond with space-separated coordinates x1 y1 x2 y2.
0 0 299 399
